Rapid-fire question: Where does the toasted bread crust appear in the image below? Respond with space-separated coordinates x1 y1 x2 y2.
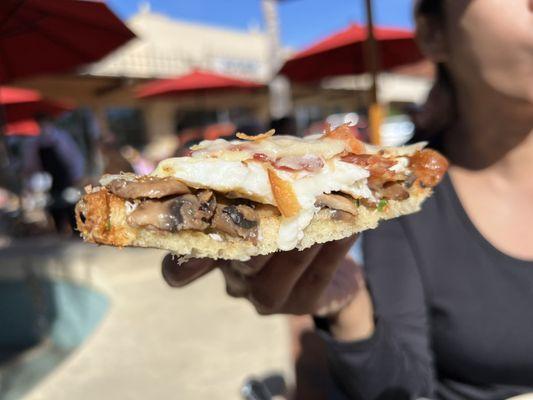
75 188 136 247
75 186 432 261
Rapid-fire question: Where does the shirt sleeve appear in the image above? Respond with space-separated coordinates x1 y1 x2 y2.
317 218 436 400
53 129 85 183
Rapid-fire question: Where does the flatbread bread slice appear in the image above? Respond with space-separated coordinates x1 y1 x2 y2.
76 126 448 261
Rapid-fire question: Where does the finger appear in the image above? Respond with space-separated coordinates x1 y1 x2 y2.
248 245 323 313
220 263 249 298
229 254 273 277
313 256 363 317
283 235 358 314
220 254 273 298
162 254 216 287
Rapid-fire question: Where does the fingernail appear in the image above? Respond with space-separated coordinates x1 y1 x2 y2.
162 255 209 287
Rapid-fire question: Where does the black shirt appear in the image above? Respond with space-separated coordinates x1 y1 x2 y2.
320 174 533 400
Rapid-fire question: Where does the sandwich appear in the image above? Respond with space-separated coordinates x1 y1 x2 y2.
75 125 448 261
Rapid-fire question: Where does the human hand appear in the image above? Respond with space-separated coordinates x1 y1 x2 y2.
162 236 365 317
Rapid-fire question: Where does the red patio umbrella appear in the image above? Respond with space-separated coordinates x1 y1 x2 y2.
137 69 264 99
0 0 135 83
279 23 423 83
4 118 40 136
0 86 73 122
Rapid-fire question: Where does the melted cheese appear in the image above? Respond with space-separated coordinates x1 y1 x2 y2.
276 159 369 250
389 157 409 173
152 157 275 204
191 135 348 161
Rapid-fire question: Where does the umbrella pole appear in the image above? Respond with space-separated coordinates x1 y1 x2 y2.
0 89 11 168
364 0 383 145
0 89 16 193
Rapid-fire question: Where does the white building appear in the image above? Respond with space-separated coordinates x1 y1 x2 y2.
88 5 272 82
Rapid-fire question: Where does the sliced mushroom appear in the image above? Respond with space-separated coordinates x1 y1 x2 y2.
330 210 354 222
380 182 410 201
315 194 358 215
127 191 216 232
211 204 259 242
196 190 217 216
404 174 417 189
108 176 190 199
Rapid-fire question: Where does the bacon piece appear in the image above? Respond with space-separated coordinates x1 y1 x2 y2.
267 169 301 218
273 154 324 172
342 153 409 194
236 129 275 141
409 149 449 188
252 152 272 162
252 152 324 172
341 154 397 179
324 124 366 154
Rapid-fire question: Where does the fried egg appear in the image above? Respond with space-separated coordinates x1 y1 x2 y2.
151 156 370 250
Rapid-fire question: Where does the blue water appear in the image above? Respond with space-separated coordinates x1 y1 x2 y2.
0 280 109 400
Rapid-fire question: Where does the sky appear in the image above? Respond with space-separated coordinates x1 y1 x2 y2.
107 0 415 49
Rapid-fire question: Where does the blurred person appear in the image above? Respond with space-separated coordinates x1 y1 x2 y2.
203 122 237 141
175 127 204 156
162 1 533 399
234 118 267 137
269 115 298 136
97 135 134 175
23 114 85 235
406 65 456 149
143 134 180 164
3 135 33 194
304 122 327 137
121 145 154 175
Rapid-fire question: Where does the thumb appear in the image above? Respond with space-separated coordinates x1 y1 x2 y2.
162 254 217 287
313 255 364 317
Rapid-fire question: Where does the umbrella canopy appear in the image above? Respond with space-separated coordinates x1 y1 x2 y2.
279 23 423 83
0 0 135 83
0 86 73 121
4 118 40 136
137 70 264 99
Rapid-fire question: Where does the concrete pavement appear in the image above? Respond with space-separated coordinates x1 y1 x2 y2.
2 240 292 400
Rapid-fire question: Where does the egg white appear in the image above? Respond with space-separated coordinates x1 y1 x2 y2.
152 157 370 250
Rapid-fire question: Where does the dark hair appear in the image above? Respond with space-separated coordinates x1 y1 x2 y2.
410 0 457 151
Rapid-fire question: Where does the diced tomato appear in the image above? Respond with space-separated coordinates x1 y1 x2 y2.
324 124 366 154
409 149 449 187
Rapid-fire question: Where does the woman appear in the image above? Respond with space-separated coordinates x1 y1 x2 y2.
162 0 533 398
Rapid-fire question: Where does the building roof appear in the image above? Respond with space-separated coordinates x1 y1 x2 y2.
87 9 271 81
